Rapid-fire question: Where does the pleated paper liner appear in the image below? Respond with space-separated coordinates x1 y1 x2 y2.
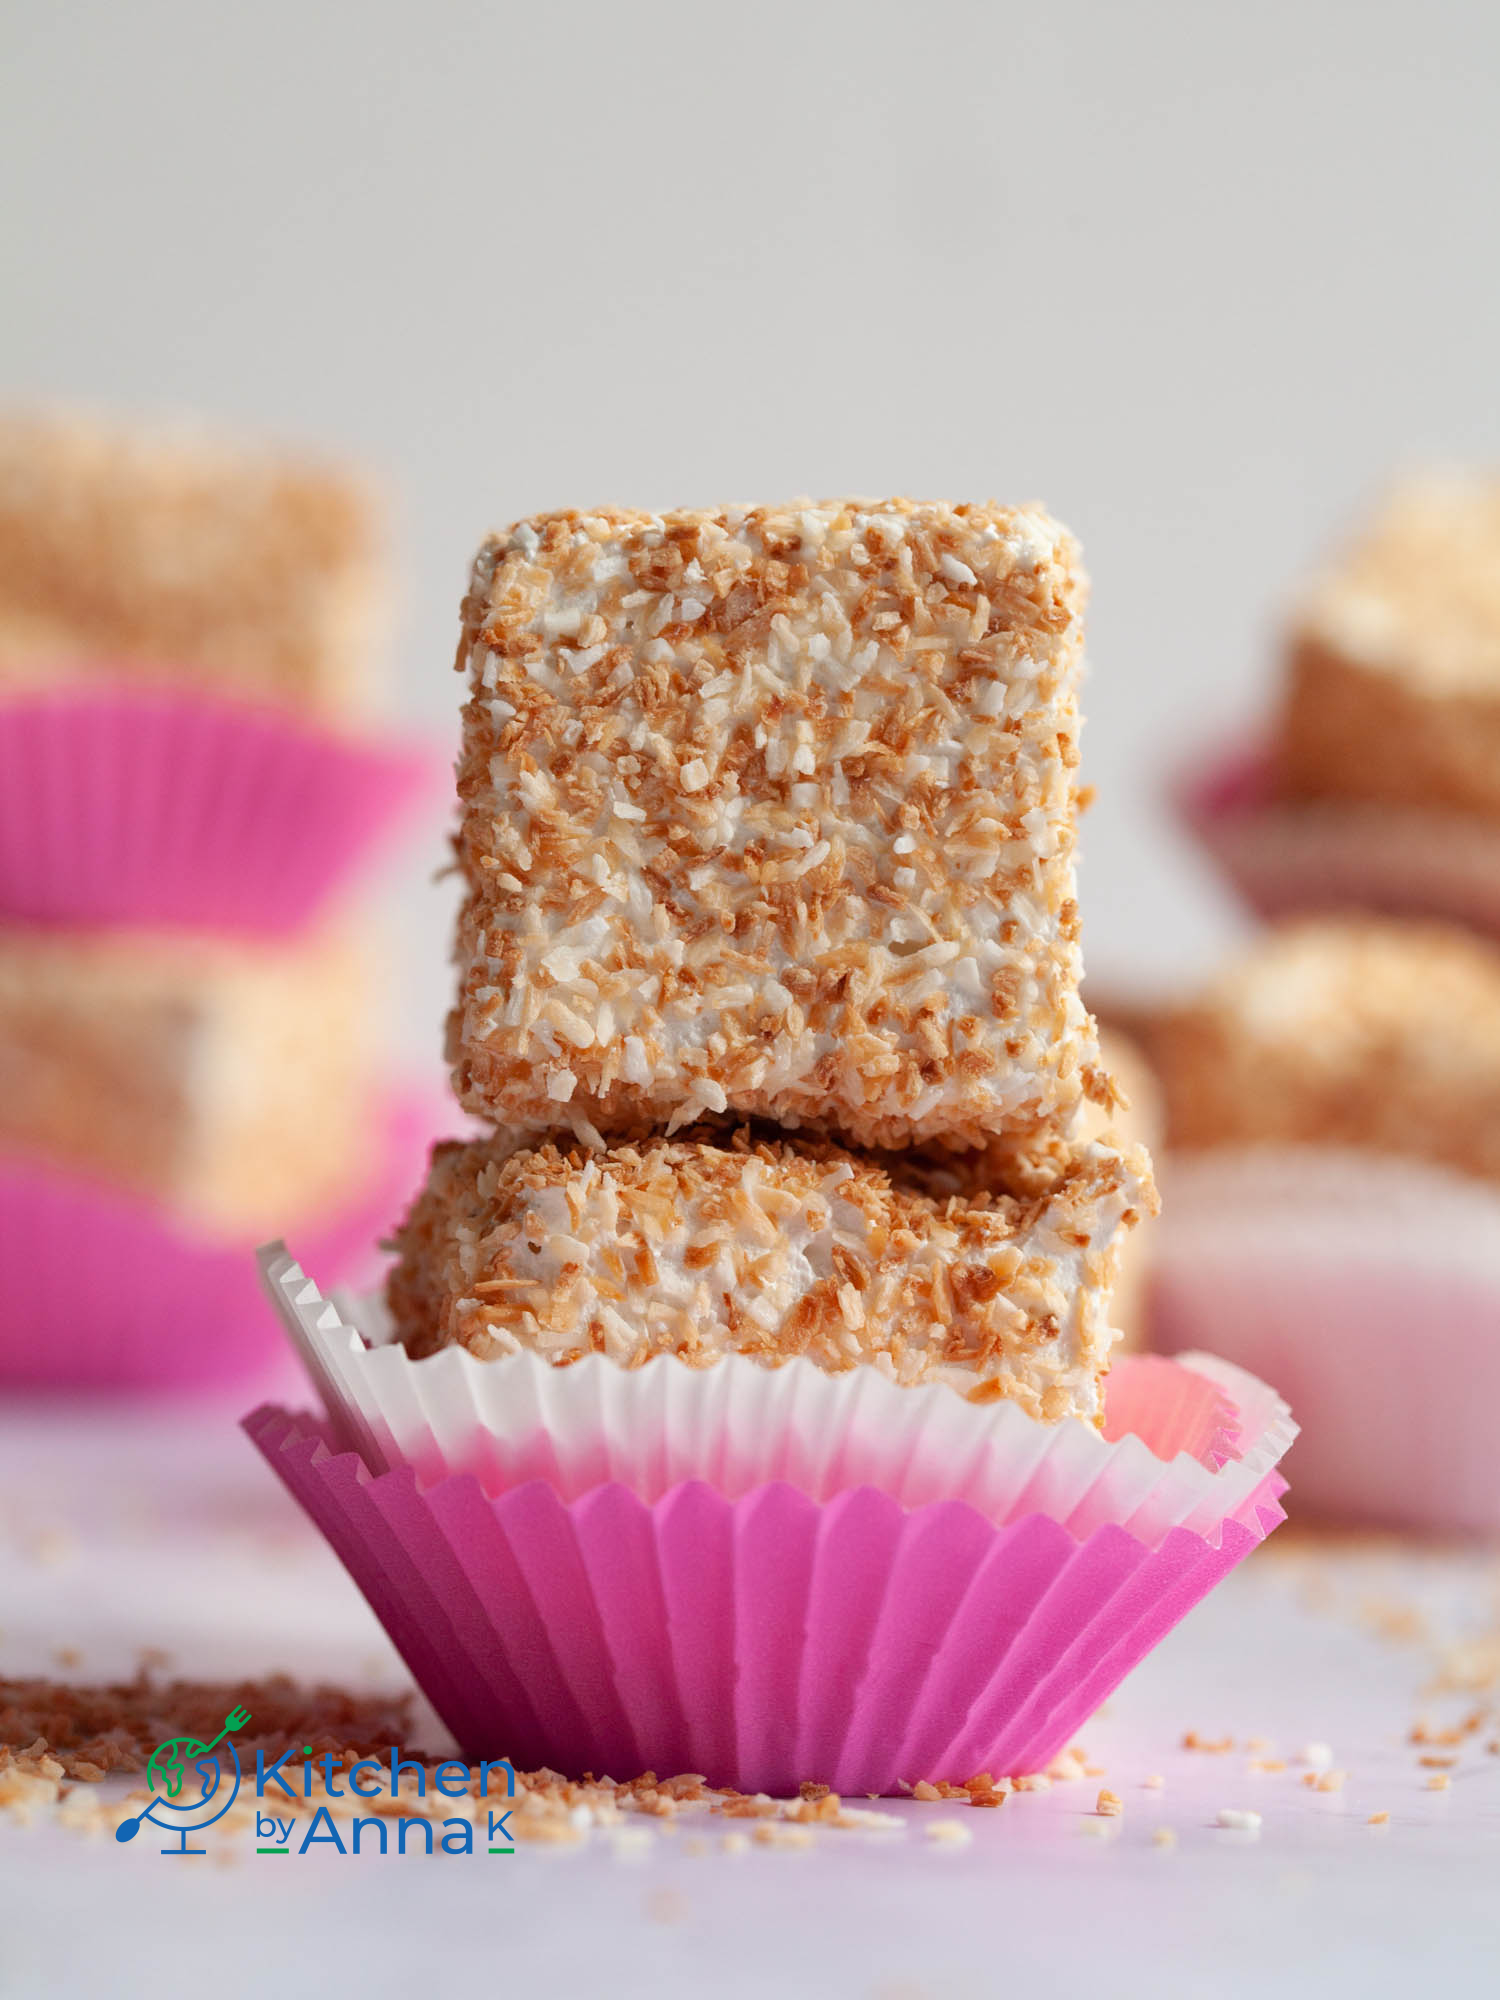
257 1246 1294 1545
0 1092 439 1393
247 1251 1293 1792
246 1408 1286 1796
0 689 441 935
1173 742 1500 938
1150 1145 1500 1535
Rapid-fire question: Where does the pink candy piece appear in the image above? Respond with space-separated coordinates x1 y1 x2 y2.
0 690 441 936
245 1405 1286 1794
0 1091 445 1393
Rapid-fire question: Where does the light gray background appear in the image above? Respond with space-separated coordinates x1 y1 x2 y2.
4 0 1499 1060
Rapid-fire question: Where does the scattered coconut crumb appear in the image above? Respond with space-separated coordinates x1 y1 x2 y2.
1046 1746 1092 1784
1297 1742 1334 1770
925 1818 973 1847
0 1671 418 1784
717 1791 779 1820
1095 1789 1123 1817
837 1806 905 1834
963 1774 1008 1810
1410 1719 1473 1747
1214 1808 1262 1831
1248 1758 1287 1774
1362 1599 1426 1645
0 1674 923 1855
1151 1827 1177 1849
1142 1773 1165 1790
1367 1811 1390 1826
1183 1731 1233 1753
1426 1773 1452 1792
1303 1770 1347 1793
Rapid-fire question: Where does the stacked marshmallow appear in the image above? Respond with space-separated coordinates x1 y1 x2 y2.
387 499 1156 1426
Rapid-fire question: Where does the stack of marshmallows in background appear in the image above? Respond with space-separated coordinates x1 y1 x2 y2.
1149 474 1500 1535
254 499 1296 1797
0 409 436 1392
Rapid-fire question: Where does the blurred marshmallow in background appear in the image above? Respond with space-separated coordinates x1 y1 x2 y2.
0 408 387 717
0 408 443 1393
1138 474 1500 1533
1179 473 1500 941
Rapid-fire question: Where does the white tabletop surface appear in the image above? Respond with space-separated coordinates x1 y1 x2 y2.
3 1383 1499 2000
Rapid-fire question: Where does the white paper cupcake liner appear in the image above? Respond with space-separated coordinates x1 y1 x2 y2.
257 1244 1295 1552
1149 1145 1500 1534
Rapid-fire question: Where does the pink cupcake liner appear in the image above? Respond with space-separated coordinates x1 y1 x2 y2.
246 1252 1293 1790
0 689 442 935
1150 1146 1500 1534
0 1091 443 1393
245 1405 1287 1795
1173 742 1500 938
1099 1351 1244 1469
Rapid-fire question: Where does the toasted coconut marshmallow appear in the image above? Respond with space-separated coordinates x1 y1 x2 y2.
449 499 1108 1153
1277 472 1500 820
0 406 384 718
1136 917 1500 1187
0 924 372 1235
386 1128 1157 1426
